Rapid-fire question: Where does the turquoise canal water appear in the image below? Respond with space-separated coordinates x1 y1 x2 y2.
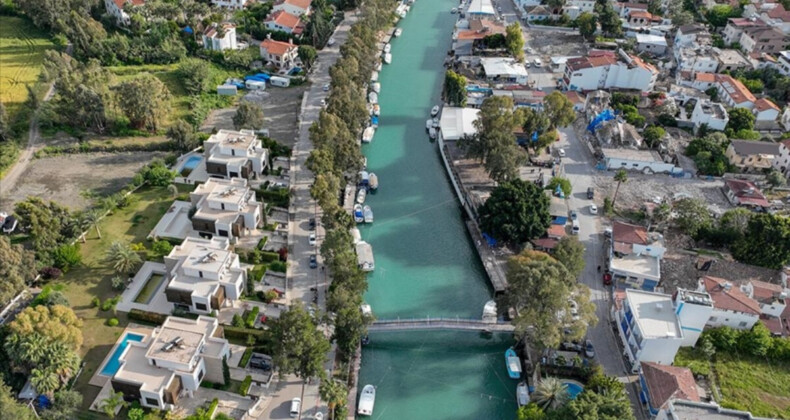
357 0 518 418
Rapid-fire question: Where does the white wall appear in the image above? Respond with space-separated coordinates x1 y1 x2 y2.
605 157 677 174
706 309 759 330
273 3 309 16
755 108 779 121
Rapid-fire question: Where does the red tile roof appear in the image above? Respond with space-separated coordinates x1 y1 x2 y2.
724 178 770 208
566 51 618 71
641 362 700 410
547 224 567 238
274 0 311 10
750 280 784 302
728 17 768 27
760 315 784 336
695 72 716 83
532 237 559 250
717 74 757 105
113 0 145 8
613 221 649 245
754 98 780 112
565 91 585 104
260 38 297 56
702 276 762 316
767 4 790 21
265 10 304 32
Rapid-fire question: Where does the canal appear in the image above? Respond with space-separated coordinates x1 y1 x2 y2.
357 0 518 418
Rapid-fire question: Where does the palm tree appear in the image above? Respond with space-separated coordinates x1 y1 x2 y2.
533 377 570 410
100 391 127 419
319 379 348 420
18 333 48 366
46 343 80 383
106 241 143 274
167 184 179 198
612 169 628 207
31 368 60 396
83 209 103 240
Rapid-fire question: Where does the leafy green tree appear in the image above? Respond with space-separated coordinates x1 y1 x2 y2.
444 70 467 107
177 58 211 95
269 304 331 416
82 209 103 240
332 300 370 358
586 373 625 395
310 110 362 174
14 197 76 264
458 96 527 182
707 5 740 27
52 244 81 272
115 73 171 132
305 0 333 47
0 237 37 305
767 169 787 189
738 77 764 94
319 379 348 420
505 22 525 61
576 12 597 41
733 213 790 268
553 236 586 278
106 241 143 274
11 0 94 30
478 179 551 245
502 251 597 348
100 391 127 419
520 108 552 151
612 169 627 207
138 159 176 186
533 377 569 410
0 378 36 419
548 177 572 196
739 323 773 357
714 208 751 243
642 125 666 148
151 240 173 257
517 403 546 420
674 198 713 239
544 91 575 129
595 0 622 37
565 387 635 419
167 119 198 151
0 101 8 141
668 0 694 26
298 45 318 70
726 107 755 133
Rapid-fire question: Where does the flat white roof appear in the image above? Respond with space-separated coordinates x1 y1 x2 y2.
626 289 682 339
611 253 660 279
603 148 663 162
115 342 173 393
467 0 495 15
636 33 668 46
440 107 480 141
481 57 528 78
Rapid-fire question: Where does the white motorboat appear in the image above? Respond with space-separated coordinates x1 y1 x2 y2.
394 28 403 37
432 117 440 128
353 204 364 223
428 127 437 140
362 126 375 143
363 205 374 223
376 62 383 71
371 82 381 93
431 105 440 117
372 104 380 116
371 71 379 82
368 91 378 104
451 7 458 13
356 241 375 272
425 119 433 130
350 227 362 244
482 300 497 322
356 188 367 204
517 382 529 407
383 43 391 54
383 53 392 64
357 384 376 415
369 173 378 191
360 303 373 317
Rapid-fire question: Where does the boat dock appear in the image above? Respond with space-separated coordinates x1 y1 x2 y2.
369 317 515 332
343 183 356 215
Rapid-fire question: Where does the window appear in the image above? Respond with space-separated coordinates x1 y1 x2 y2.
709 316 717 322
198 370 204 381
145 397 159 406
199 271 204 278
196 302 208 311
739 321 748 327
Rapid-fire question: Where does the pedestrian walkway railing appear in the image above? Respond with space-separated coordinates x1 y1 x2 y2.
370 317 515 332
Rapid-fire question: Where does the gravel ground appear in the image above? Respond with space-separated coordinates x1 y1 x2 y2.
660 250 782 293
0 152 167 211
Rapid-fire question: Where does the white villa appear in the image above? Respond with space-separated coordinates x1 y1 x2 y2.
204 129 269 180
189 178 263 241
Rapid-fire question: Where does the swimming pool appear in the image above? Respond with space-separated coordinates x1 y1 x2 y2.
563 381 584 400
100 333 145 376
181 156 202 171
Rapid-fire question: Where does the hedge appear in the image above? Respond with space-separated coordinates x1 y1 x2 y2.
208 398 219 416
239 375 252 397
35 141 175 158
128 309 168 325
238 347 254 368
245 306 260 328
222 325 267 341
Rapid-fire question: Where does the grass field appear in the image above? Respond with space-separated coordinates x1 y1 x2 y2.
0 15 54 118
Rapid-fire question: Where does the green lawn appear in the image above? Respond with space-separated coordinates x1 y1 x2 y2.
0 15 54 118
52 185 175 410
675 348 790 419
133 273 164 304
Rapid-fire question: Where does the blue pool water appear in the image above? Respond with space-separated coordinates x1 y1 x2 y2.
564 381 584 400
181 156 202 171
100 333 144 376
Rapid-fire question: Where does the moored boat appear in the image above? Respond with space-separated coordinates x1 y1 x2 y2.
384 53 392 64
383 43 391 53
350 227 362 244
372 104 380 116
394 28 403 37
517 382 529 407
353 204 364 223
368 91 378 104
371 71 379 82
369 173 379 191
425 119 433 130
356 241 375 271
363 205 374 223
431 105 440 117
505 348 522 379
371 82 381 93
428 127 437 140
482 300 496 322
432 117 440 128
362 126 375 143
356 188 367 204
376 62 383 71
357 384 376 415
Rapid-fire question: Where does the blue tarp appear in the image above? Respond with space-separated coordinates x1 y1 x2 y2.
231 82 245 89
37 395 51 409
183 26 194 34
244 73 271 81
587 109 615 133
482 233 497 247
371 116 379 125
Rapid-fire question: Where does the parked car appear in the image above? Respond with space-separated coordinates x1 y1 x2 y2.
584 340 595 358
309 254 318 268
560 341 583 353
308 233 317 246
570 211 578 221
323 83 330 92
589 204 598 215
587 187 594 199
290 398 301 418
571 220 580 235
308 218 316 230
250 356 272 371
327 37 335 46
558 148 566 157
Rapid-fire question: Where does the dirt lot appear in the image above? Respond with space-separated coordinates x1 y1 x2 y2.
660 249 782 293
592 173 734 215
202 85 308 146
0 152 167 211
525 29 587 61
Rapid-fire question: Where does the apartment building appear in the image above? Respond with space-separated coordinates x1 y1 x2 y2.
204 129 269 180
189 178 262 241
563 50 658 92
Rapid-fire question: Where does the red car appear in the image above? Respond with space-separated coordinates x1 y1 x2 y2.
603 273 612 286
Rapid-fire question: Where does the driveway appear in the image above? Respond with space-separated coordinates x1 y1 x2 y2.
558 126 649 420
260 12 358 420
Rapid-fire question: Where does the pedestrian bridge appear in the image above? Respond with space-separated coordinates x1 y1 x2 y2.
369 317 515 332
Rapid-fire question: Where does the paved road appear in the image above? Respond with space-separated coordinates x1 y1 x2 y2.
558 127 648 420
261 12 358 420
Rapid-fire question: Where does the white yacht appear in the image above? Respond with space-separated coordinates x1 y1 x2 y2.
376 62 383 71
362 126 375 143
353 204 364 224
383 43 391 53
356 188 367 204
356 241 375 272
517 382 529 407
370 71 379 82
363 205 374 223
371 82 381 93
431 105 440 117
394 28 403 37
383 53 392 64
357 384 376 415
369 173 379 191
428 127 437 140
368 91 378 104
482 300 497 322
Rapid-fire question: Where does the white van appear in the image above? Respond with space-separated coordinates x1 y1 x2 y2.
534 58 542 67
290 398 301 417
571 220 580 235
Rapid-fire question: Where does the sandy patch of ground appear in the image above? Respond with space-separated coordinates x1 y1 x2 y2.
0 151 168 211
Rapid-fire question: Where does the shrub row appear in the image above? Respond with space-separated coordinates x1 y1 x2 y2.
238 347 254 368
245 306 260 329
128 308 168 325
237 249 280 264
239 375 252 396
222 325 267 341
35 141 176 157
207 398 219 416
